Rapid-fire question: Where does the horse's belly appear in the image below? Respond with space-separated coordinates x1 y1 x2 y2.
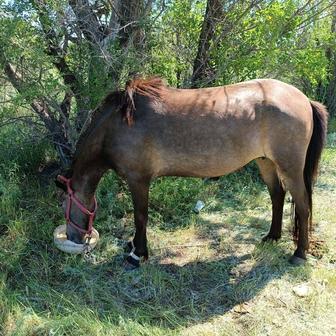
152 135 263 178
125 111 265 178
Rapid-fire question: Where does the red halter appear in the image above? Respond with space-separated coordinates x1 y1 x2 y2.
57 175 97 236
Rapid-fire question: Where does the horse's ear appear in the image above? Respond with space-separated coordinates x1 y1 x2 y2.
54 170 72 192
55 176 67 192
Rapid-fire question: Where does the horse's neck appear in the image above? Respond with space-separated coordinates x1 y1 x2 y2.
71 163 107 208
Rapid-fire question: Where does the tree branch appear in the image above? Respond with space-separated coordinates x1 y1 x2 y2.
69 0 106 44
1 49 74 166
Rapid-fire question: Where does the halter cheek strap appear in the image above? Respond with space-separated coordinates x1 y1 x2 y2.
57 175 97 236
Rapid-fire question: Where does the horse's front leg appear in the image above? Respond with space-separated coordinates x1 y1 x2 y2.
125 177 150 268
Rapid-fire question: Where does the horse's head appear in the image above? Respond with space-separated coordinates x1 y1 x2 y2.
55 173 97 244
53 88 123 244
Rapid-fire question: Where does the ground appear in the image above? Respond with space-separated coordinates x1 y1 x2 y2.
0 136 335 336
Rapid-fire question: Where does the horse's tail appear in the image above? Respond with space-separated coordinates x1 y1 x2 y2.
293 101 328 238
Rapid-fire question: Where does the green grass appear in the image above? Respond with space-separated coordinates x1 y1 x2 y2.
0 127 336 335
328 117 336 133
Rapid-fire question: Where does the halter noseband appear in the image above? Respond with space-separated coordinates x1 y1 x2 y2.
57 175 97 236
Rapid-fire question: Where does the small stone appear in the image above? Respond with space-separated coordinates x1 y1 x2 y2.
233 303 250 314
293 283 311 297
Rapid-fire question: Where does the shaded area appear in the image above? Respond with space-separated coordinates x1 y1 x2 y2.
0 177 306 334
2 232 299 331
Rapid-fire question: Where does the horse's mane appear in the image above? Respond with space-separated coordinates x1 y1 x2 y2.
72 77 165 166
123 76 166 126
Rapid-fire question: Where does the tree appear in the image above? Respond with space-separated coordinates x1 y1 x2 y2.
191 0 224 87
0 0 154 167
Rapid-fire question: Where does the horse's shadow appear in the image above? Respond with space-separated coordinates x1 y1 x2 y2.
1 172 310 330
2 211 311 331
71 240 298 328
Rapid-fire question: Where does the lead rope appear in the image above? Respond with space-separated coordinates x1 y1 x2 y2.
83 235 97 263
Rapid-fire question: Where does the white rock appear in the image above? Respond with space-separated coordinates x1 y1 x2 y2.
293 283 311 297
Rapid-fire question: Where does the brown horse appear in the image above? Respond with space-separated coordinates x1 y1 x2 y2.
56 77 328 268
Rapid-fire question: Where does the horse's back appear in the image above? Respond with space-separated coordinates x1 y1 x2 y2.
112 79 313 178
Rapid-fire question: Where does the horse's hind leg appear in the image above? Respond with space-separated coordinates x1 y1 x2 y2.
256 158 285 241
288 179 310 264
277 168 310 264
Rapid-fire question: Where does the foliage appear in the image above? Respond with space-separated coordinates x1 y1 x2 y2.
149 0 205 86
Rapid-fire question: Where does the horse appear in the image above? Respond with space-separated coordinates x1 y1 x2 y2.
56 77 328 268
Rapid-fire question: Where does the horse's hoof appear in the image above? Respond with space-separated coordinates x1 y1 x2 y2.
262 234 280 242
123 259 139 271
123 255 140 271
289 255 306 266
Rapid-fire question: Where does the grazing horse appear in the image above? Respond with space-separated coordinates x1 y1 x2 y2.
56 77 328 268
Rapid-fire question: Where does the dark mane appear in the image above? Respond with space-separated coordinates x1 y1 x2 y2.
123 77 166 126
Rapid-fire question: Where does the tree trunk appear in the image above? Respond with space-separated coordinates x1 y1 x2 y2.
191 0 223 88
317 3 336 118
